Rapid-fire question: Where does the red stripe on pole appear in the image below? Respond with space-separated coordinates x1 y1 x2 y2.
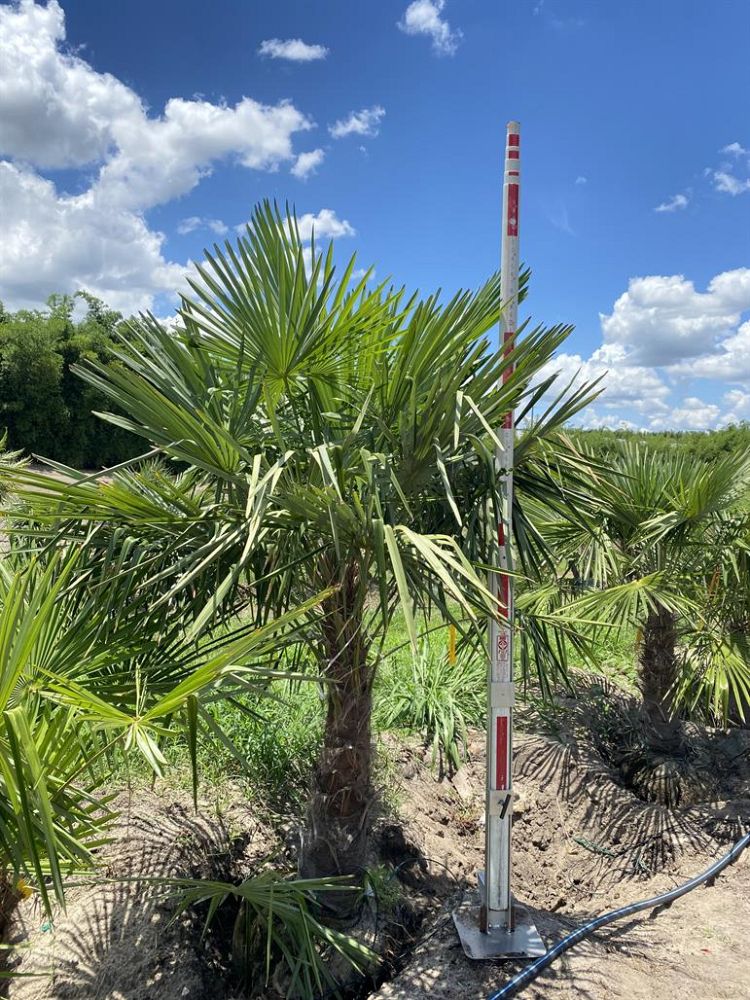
508 134 519 146
508 170 519 176
507 184 519 237
495 715 509 788
499 573 509 613
508 150 519 159
497 523 505 546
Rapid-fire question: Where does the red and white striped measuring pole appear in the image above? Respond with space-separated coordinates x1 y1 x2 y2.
484 120 521 933
454 121 542 957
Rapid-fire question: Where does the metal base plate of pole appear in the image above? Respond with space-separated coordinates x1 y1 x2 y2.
453 876 546 960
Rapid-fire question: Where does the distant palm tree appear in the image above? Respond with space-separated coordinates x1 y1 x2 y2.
3 204 597 888
545 441 750 741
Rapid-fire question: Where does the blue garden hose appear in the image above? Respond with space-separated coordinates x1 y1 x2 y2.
488 828 750 999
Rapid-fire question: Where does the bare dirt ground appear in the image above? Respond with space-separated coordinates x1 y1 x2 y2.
4 790 275 1000
370 730 750 1000
5 719 750 1000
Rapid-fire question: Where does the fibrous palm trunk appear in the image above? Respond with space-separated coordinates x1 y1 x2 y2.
299 562 374 897
0 874 21 942
640 605 681 746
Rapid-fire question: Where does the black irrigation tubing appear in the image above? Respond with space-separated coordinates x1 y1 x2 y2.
488 827 750 1000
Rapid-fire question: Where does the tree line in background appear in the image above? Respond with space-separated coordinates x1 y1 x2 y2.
0 294 140 468
569 424 750 463
1 292 749 470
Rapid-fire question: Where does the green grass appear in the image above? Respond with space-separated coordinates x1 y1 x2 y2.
565 625 639 689
376 641 485 772
200 679 325 807
110 608 639 810
109 672 325 812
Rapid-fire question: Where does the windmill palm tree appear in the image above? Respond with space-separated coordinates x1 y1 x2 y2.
544 441 750 741
1 204 598 886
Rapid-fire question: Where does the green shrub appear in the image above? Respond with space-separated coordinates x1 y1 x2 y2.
377 640 485 772
204 678 324 808
569 425 750 465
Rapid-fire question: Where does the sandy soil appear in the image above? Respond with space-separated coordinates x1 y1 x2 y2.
4 789 274 1000
5 723 750 1000
371 730 750 1000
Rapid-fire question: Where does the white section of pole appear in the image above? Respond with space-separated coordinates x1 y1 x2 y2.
484 120 520 931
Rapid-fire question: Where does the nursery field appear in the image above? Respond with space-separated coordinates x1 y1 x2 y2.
1 206 749 1000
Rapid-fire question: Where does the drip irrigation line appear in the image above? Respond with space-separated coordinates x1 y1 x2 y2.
487 828 750 1000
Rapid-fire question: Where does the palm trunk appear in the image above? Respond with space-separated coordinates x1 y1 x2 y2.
300 562 374 893
0 875 21 942
640 605 680 745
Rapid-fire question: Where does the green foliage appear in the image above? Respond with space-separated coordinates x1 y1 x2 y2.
7 204 597 673
377 640 485 771
0 554 115 914
169 871 374 999
547 440 750 722
0 293 140 467
202 678 324 808
0 201 598 881
0 433 26 503
563 624 639 687
360 864 403 914
0 537 328 913
569 425 750 466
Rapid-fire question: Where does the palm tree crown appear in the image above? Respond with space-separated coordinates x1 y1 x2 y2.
546 441 750 729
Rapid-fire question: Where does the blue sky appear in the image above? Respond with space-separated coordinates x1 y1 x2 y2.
1 0 749 429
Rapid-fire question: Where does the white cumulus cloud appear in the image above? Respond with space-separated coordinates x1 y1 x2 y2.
719 388 750 426
535 267 750 431
654 193 688 213
672 320 750 382
711 140 750 196
291 148 325 179
534 343 671 417
397 0 462 56
713 171 750 196
600 269 750 366
258 38 329 62
177 217 229 237
721 141 749 157
0 0 316 314
0 161 188 314
329 106 385 140
650 398 721 432
234 208 356 249
0 0 140 168
87 96 311 214
295 209 356 241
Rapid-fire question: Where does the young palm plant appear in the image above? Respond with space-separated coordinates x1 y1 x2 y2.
0 537 327 930
544 441 750 741
0 203 598 889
